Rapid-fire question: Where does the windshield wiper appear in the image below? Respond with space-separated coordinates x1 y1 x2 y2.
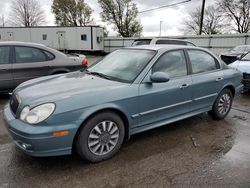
85 69 111 80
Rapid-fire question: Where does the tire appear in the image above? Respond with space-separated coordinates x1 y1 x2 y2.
75 111 125 163
208 89 233 120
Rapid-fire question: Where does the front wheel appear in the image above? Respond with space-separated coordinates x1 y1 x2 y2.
75 111 125 163
208 89 233 120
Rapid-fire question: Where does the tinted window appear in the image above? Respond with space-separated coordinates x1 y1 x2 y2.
153 50 187 78
43 50 55 60
81 34 87 41
155 40 186 45
15 47 47 63
242 52 250 61
42 34 47 40
0 46 10 64
188 50 218 74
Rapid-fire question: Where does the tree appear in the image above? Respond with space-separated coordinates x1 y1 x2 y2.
217 0 250 33
98 0 143 37
9 0 46 27
51 0 93 26
183 5 225 35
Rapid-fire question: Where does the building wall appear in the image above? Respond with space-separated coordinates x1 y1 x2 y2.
104 34 250 55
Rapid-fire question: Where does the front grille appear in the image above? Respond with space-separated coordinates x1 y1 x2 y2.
10 94 19 116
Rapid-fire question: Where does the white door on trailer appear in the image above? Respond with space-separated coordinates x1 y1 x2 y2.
57 31 65 51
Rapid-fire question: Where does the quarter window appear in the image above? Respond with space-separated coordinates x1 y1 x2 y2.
242 52 250 61
0 46 10 64
43 50 55 60
152 50 187 78
15 47 47 63
187 50 218 74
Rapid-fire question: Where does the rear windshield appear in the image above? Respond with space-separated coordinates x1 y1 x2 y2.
155 40 186 45
132 39 151 46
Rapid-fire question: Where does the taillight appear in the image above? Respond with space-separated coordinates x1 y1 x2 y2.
82 59 88 66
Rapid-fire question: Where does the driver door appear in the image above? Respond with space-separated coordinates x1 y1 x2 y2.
136 50 193 128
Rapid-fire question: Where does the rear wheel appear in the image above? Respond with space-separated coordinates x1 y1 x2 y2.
208 89 233 120
75 111 125 162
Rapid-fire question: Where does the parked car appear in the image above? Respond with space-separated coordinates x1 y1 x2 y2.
0 41 87 93
132 38 196 46
229 51 250 91
4 45 242 163
220 45 250 64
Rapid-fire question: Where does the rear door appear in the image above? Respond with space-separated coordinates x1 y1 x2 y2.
0 46 13 91
186 49 224 112
12 46 52 87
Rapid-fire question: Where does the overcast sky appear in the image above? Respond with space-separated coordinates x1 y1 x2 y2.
0 0 216 36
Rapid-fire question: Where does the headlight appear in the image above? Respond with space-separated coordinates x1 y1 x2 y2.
20 103 55 124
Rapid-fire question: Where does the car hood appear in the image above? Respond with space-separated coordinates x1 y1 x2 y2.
15 71 128 106
229 60 250 74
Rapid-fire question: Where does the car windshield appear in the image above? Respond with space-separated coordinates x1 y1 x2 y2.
88 49 156 83
231 46 250 53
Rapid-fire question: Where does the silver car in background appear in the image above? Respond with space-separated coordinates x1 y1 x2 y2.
0 41 88 93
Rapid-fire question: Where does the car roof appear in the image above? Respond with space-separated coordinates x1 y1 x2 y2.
0 41 46 47
124 45 201 51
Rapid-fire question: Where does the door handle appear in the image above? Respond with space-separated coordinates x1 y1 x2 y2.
180 84 189 89
216 77 224 82
0 68 8 71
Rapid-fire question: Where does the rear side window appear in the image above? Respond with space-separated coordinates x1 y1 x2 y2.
153 50 187 78
43 50 55 60
155 40 186 45
187 50 218 74
0 46 10 64
15 46 47 63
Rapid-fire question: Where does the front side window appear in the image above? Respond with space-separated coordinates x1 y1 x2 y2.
152 50 187 78
88 49 156 82
15 46 47 63
188 50 218 74
0 46 10 64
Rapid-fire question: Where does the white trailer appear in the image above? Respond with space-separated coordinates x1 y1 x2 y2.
0 26 104 52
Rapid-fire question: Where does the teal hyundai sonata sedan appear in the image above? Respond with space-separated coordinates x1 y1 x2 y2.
3 45 243 162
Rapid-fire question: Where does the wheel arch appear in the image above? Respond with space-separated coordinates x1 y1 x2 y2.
72 107 130 152
222 84 236 97
50 68 70 75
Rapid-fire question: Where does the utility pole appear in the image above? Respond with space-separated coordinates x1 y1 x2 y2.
159 21 163 36
199 0 206 35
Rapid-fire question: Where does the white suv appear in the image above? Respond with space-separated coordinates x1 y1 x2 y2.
132 38 196 46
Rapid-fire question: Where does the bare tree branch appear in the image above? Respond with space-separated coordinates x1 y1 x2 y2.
9 0 46 27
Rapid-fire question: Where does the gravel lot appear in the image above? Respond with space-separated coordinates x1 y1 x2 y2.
0 58 250 187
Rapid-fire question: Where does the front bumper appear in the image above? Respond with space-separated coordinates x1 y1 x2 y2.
3 104 78 157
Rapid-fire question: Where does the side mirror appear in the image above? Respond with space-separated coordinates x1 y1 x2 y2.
150 72 170 83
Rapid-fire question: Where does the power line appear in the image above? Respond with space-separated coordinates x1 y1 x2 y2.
139 0 192 14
